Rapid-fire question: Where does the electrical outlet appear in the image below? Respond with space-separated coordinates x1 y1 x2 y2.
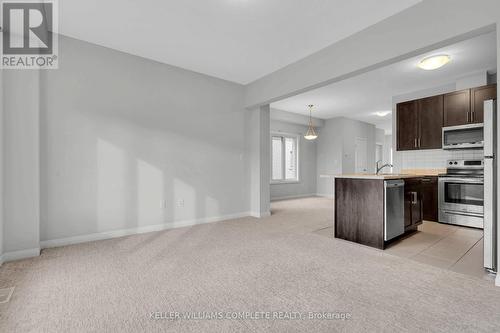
177 199 185 207
160 200 167 209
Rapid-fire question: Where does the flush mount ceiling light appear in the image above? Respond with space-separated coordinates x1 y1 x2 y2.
417 54 451 70
374 111 391 117
304 104 318 141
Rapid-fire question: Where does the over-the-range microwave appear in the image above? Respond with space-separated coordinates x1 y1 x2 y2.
442 123 484 150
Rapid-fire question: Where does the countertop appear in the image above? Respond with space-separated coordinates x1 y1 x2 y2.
331 174 423 180
321 168 445 180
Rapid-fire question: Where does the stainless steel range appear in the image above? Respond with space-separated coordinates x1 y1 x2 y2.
438 159 484 229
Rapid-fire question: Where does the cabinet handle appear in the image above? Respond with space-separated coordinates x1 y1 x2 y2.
418 138 421 148
471 111 475 123
467 111 471 123
411 192 418 205
414 138 417 148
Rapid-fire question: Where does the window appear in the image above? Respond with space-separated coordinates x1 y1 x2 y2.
272 134 299 183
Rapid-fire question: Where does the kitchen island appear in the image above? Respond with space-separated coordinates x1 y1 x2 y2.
333 174 433 249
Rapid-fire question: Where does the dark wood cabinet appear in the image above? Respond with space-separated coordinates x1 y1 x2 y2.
471 84 497 124
397 101 419 151
335 177 438 249
404 178 423 232
420 176 438 222
444 89 470 126
335 178 385 249
397 84 497 151
397 97 443 151
418 96 444 149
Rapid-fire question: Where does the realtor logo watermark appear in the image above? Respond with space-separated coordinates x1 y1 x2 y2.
1 0 58 69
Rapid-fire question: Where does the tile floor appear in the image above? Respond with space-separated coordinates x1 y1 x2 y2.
313 221 496 282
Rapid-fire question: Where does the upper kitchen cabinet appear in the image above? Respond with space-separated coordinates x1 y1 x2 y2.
397 84 497 151
418 95 443 149
443 89 470 127
471 84 497 124
397 101 419 151
396 96 443 151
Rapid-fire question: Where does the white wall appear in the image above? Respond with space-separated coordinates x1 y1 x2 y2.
37 36 249 243
316 117 376 197
2 71 41 257
270 120 317 200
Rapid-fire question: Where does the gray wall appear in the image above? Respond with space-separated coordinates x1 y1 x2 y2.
316 119 343 197
2 70 41 255
0 71 3 261
244 0 500 107
37 36 249 242
341 118 376 174
246 105 271 217
376 128 385 144
270 120 317 200
496 23 500 285
316 117 376 197
488 72 497 84
383 135 393 166
270 108 325 128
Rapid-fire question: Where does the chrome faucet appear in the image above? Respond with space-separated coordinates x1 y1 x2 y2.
376 160 394 175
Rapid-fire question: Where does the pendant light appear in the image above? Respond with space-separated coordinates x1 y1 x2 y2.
304 104 318 140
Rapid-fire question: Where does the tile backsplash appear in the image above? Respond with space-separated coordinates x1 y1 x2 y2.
394 149 484 171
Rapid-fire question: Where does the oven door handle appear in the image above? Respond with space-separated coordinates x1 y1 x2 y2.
438 177 484 184
441 210 484 218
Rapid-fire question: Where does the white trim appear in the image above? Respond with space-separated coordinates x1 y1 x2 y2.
40 212 251 249
271 193 317 201
496 274 500 287
2 248 40 263
271 133 300 183
316 193 334 199
271 180 300 185
250 211 271 218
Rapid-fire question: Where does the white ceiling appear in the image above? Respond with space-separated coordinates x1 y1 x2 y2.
59 0 421 84
271 31 497 133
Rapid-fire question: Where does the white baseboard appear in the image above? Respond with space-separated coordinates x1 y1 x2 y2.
496 274 500 287
271 193 317 201
1 248 40 263
250 211 271 218
316 193 334 199
40 211 251 249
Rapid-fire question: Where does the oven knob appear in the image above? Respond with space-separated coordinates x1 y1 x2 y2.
449 162 453 165
454 162 458 165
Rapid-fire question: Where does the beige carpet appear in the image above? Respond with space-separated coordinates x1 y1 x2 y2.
1 197 500 332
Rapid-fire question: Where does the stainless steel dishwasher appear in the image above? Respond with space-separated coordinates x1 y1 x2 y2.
384 180 405 241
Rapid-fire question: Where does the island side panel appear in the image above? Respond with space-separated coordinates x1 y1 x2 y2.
335 178 385 249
